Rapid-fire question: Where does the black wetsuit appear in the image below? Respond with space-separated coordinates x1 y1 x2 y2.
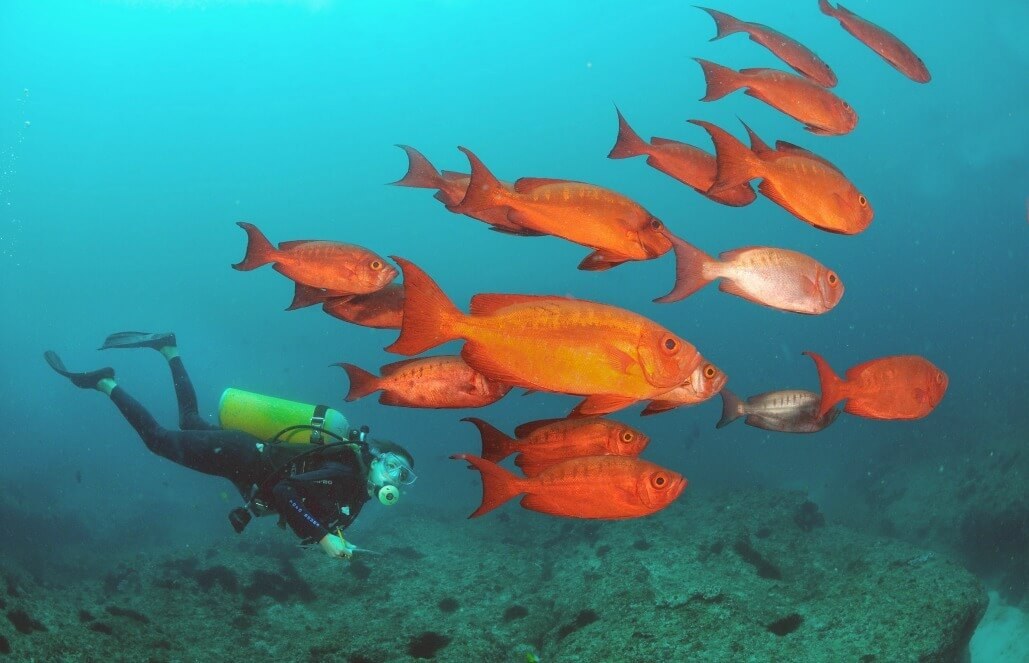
109 356 370 541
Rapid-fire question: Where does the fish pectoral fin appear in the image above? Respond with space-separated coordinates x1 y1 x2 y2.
579 250 629 271
803 125 836 136
603 346 637 373
488 225 546 237
570 394 638 417
460 344 528 389
757 181 807 223
641 400 679 416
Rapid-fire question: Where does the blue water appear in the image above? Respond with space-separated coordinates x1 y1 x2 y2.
1 0 1026 656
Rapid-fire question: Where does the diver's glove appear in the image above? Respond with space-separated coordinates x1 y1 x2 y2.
319 533 357 559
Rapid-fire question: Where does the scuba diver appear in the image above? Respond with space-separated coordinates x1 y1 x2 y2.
44 331 415 560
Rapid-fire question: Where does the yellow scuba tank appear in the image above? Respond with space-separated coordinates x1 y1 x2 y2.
218 388 350 445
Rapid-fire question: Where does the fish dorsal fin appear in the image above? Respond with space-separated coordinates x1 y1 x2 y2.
513 418 566 438
514 177 586 193
278 239 319 249
740 121 773 156
469 293 572 316
650 136 682 147
379 358 422 376
774 141 842 173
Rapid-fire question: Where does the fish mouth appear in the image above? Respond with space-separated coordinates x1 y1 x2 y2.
639 226 674 258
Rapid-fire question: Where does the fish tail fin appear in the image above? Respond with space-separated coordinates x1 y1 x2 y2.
818 0 839 17
449 453 524 518
385 257 461 356
803 351 847 417
608 106 650 159
461 417 516 463
232 221 277 271
688 119 762 193
654 235 718 303
286 282 330 311
452 147 508 214
715 389 744 428
697 6 747 40
694 58 744 102
336 363 381 402
391 145 445 189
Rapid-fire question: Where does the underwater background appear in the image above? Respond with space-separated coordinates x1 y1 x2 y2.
0 0 1026 660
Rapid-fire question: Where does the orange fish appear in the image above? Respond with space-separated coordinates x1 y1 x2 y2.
697 7 837 87
232 222 397 296
641 361 728 416
804 352 948 420
657 235 845 314
390 145 535 235
819 0 930 83
385 258 701 416
451 453 686 520
338 356 511 409
462 416 650 476
288 282 404 329
695 58 857 135
608 107 755 207
696 120 873 234
452 147 673 271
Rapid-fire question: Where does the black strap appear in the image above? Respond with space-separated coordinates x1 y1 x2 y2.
309 404 329 445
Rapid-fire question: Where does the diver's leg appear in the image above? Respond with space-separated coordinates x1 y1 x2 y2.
160 347 219 431
98 331 217 430
109 386 263 490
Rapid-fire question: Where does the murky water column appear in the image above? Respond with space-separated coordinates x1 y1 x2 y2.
0 88 30 265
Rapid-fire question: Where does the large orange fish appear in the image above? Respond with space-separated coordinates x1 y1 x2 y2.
338 356 511 409
386 258 701 415
697 7 837 87
804 352 948 420
232 222 397 296
657 235 845 314
608 108 755 207
390 145 535 235
696 120 873 234
641 361 728 416
462 416 650 476
451 454 686 519
289 282 404 329
695 58 857 136
452 147 673 271
819 0 930 83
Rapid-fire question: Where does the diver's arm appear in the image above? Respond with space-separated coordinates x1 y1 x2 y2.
271 479 331 542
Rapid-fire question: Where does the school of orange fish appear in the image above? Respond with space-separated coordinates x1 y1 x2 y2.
234 3 948 521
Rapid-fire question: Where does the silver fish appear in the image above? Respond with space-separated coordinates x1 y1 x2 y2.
716 389 840 433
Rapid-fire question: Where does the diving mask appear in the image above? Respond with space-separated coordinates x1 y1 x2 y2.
377 452 416 486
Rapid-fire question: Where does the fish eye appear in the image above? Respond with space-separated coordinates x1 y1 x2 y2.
621 431 635 443
663 336 678 352
843 102 851 110
935 372 945 384
827 272 839 286
650 218 663 230
858 195 867 207
703 364 716 379
370 260 383 270
651 474 668 489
